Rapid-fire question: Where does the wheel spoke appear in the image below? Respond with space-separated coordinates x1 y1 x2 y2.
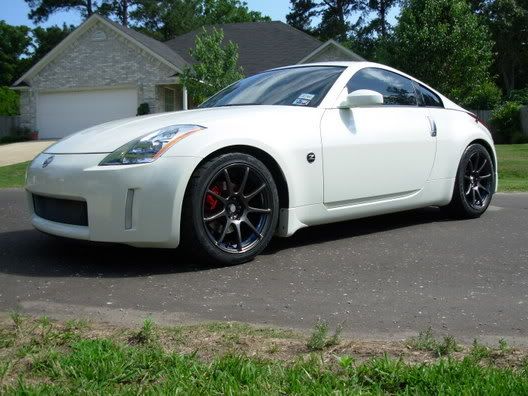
234 222 243 251
465 184 472 196
477 158 487 172
245 183 266 200
239 166 250 195
479 183 490 194
207 189 226 204
204 209 226 222
224 168 235 195
248 206 271 214
243 218 263 239
475 188 484 204
480 173 492 179
217 220 230 245
471 189 477 205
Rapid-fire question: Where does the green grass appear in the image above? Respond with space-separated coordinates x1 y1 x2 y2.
0 161 29 189
1 317 528 395
496 144 528 192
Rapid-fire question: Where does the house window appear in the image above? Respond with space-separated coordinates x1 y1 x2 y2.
164 87 176 112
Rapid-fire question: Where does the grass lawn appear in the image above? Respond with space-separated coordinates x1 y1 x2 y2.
496 144 528 192
0 145 526 192
1 315 528 394
0 161 29 189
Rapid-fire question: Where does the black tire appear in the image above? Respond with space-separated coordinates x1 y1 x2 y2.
445 143 495 219
182 153 279 265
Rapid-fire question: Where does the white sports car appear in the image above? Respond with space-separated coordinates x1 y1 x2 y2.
26 62 497 264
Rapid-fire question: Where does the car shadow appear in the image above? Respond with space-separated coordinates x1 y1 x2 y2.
0 206 453 278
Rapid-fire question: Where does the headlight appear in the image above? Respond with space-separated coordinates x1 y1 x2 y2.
99 124 205 165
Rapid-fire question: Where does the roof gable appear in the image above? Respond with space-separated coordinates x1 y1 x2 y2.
14 14 187 86
165 21 325 76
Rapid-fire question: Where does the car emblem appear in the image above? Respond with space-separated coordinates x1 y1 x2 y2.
306 152 316 163
42 156 54 168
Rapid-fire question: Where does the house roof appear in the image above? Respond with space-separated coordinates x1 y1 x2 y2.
165 21 329 76
104 18 188 71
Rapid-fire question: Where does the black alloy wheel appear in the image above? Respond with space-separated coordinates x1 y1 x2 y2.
182 153 279 264
446 143 495 218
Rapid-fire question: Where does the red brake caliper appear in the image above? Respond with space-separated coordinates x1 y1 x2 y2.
206 185 221 211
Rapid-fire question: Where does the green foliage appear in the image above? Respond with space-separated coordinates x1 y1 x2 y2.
462 81 503 110
0 87 19 115
136 102 150 115
470 339 491 362
131 0 270 40
491 101 525 144
406 327 438 351
389 0 494 106
31 24 74 64
129 319 158 345
181 27 244 105
306 320 341 351
0 21 31 86
509 88 528 105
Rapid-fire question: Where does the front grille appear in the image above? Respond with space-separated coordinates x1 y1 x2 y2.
33 195 88 226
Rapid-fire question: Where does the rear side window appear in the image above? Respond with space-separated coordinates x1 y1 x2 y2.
347 68 417 106
414 83 443 108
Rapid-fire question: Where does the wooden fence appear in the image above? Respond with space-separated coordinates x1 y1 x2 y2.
0 116 21 138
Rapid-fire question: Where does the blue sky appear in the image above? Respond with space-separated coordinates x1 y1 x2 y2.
1 0 291 27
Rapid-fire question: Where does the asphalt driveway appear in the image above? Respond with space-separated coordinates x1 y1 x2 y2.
0 189 527 343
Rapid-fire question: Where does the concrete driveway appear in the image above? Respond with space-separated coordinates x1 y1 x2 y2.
0 141 56 167
0 189 527 343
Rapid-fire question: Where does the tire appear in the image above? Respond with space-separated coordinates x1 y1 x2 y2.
182 152 280 265
445 143 495 219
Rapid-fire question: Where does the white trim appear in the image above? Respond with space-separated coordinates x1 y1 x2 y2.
297 40 365 64
38 84 138 94
14 14 182 87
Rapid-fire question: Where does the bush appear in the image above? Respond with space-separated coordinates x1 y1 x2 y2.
0 87 19 116
509 88 528 105
462 81 502 110
490 101 526 144
136 102 150 116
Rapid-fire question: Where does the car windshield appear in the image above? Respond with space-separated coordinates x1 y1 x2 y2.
199 66 345 108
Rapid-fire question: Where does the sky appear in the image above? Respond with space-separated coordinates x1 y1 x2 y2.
1 0 292 27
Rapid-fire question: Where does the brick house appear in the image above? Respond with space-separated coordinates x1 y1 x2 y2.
12 14 363 139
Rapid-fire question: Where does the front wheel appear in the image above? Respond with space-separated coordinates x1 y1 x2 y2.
445 143 495 218
182 153 279 264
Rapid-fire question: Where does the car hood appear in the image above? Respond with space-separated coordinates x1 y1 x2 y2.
44 106 316 154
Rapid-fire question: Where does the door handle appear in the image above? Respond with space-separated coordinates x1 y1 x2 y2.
427 116 437 137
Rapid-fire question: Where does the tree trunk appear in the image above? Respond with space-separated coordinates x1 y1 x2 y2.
86 0 93 16
122 0 128 27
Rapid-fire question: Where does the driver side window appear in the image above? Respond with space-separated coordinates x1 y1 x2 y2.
347 68 418 106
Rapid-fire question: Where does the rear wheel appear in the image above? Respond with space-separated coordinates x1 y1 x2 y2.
446 143 495 218
182 153 279 264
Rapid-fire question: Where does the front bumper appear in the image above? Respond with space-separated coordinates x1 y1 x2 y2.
26 153 201 248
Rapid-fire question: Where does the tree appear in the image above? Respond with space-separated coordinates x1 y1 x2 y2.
180 27 243 105
131 0 270 41
365 0 401 38
389 0 495 105
286 0 365 41
0 87 19 116
0 21 31 86
476 0 528 94
31 24 75 65
24 0 126 25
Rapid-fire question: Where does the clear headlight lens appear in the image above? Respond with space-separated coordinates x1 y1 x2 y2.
99 124 205 166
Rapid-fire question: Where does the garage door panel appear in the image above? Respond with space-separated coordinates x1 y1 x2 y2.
37 89 137 139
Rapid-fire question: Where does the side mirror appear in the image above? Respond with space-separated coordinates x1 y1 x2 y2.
339 89 384 108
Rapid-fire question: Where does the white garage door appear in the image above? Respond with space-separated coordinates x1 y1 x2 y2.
37 88 138 139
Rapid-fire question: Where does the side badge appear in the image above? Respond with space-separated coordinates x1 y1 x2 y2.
42 156 54 168
306 152 316 164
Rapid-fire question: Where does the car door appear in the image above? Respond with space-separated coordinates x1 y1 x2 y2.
321 67 437 205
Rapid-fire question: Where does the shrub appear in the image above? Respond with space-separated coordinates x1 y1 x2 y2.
0 87 19 116
462 81 502 110
490 101 525 144
136 102 150 116
509 88 528 105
